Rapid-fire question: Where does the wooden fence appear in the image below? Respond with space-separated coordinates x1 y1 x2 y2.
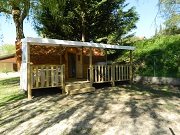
30 64 65 89
89 64 130 83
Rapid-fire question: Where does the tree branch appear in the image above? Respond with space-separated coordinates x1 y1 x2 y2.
19 0 30 21
0 8 11 14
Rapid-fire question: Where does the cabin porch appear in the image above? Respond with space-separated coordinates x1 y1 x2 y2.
19 37 135 99
26 63 130 95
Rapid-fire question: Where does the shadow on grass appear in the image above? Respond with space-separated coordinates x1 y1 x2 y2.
120 83 180 134
0 84 121 135
0 77 26 107
0 81 179 135
0 77 20 86
122 83 180 98
0 76 64 107
0 93 26 107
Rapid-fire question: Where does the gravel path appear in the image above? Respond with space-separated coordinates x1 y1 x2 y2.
0 84 179 135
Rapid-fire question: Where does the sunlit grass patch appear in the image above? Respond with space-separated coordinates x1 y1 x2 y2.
0 77 26 107
122 84 180 98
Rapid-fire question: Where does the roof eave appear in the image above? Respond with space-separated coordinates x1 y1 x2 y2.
22 37 136 50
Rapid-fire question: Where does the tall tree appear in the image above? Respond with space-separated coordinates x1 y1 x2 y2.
34 0 139 43
158 0 180 27
0 44 15 56
0 0 65 41
0 0 30 41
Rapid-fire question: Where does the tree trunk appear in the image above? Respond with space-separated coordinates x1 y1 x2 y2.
81 12 85 42
82 22 85 42
12 9 25 41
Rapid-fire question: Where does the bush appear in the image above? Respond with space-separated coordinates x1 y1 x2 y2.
1 69 13 73
116 35 180 78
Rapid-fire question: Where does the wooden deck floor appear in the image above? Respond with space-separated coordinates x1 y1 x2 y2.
65 78 89 85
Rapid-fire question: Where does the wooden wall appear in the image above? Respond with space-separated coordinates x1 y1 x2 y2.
16 42 106 79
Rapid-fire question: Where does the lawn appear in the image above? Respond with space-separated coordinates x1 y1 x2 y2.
0 77 26 107
0 77 179 135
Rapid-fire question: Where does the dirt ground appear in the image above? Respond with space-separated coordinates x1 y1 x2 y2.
0 83 180 135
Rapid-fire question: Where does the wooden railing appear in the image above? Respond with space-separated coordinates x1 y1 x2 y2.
89 64 130 84
30 64 65 90
113 64 130 81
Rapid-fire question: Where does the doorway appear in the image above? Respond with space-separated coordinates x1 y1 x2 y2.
68 52 76 78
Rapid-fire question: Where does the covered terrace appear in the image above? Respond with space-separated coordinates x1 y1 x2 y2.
20 37 135 99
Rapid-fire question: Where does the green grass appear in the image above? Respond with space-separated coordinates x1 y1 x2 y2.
122 84 180 98
0 77 26 106
115 35 180 78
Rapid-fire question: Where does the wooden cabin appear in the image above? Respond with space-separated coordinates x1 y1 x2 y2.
18 37 135 99
0 54 18 72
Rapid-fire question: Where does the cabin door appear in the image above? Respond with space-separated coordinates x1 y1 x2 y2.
76 53 83 78
68 52 76 78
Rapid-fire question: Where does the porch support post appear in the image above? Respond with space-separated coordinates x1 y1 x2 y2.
105 48 107 63
130 50 133 84
81 46 84 78
60 45 62 65
27 42 32 100
61 64 65 93
111 64 115 87
89 47 93 86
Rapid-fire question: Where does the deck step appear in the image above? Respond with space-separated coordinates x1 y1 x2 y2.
69 87 95 95
65 82 91 93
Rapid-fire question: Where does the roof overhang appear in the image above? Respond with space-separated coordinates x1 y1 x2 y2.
22 37 135 50
0 54 15 60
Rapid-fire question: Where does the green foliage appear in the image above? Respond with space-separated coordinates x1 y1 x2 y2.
0 77 25 107
0 0 65 41
1 69 13 73
158 0 180 27
163 25 180 35
33 0 139 43
155 25 180 36
116 35 180 78
0 0 31 40
0 44 15 56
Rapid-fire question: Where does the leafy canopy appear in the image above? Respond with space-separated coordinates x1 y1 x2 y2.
158 0 180 27
0 44 15 56
0 0 65 41
33 0 139 43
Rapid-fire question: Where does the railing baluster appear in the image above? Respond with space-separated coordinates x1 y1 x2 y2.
107 66 110 81
121 65 123 80
94 66 97 82
56 66 58 87
128 65 130 80
31 66 33 88
35 66 39 88
51 66 54 87
124 65 126 80
46 66 49 87
126 65 127 80
40 66 44 87
116 65 118 81
118 65 120 80
126 65 128 80
102 66 104 81
105 66 106 81
98 65 100 82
